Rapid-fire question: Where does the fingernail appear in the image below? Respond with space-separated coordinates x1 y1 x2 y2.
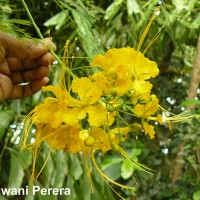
42 38 56 51
43 77 50 84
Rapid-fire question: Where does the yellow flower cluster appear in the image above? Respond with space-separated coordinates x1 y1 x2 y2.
22 47 161 152
21 7 193 192
21 46 161 189
91 47 160 139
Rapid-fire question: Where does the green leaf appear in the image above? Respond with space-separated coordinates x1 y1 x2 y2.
126 0 141 15
44 11 68 30
121 148 143 179
33 181 56 200
158 6 176 26
172 0 188 11
8 151 24 189
66 174 77 200
9 19 31 26
178 14 200 29
191 13 200 29
193 190 200 200
121 158 135 179
180 100 200 107
0 109 15 140
25 191 34 200
71 9 101 57
79 171 91 200
104 0 124 20
1 5 12 13
100 157 122 171
174 23 187 41
56 0 103 57
90 180 108 200
69 155 83 180
42 148 54 187
51 151 68 188
104 162 121 181
131 148 142 157
0 195 7 200
188 0 197 10
19 149 32 169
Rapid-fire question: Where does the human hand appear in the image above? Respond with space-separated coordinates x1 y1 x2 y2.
0 31 56 101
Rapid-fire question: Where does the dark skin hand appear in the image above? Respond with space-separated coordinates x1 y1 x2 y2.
0 31 56 101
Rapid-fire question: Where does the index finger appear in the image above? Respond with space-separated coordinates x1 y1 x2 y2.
0 31 56 60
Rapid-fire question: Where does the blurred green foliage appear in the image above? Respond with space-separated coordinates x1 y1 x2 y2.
0 0 200 199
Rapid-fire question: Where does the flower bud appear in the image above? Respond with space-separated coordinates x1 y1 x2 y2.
107 105 115 112
84 136 95 146
120 136 125 143
110 88 118 96
106 68 117 79
132 123 142 131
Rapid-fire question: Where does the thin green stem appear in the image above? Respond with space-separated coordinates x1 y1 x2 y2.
117 112 131 127
21 0 76 78
21 0 43 39
0 133 12 164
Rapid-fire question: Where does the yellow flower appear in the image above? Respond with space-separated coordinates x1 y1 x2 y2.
112 126 131 145
24 122 81 152
91 47 159 99
33 86 80 127
71 77 102 105
91 48 133 96
31 97 60 128
69 77 109 127
64 126 84 153
133 95 159 139
88 127 112 153
41 78 108 127
35 125 81 151
131 80 153 103
130 48 159 100
133 95 159 117
131 50 159 80
156 114 163 124
142 121 155 139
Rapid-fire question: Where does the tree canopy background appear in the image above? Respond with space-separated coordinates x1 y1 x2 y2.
0 0 200 200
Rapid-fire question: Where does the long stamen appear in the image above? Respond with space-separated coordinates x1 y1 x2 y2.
91 150 135 190
112 144 153 174
137 6 160 52
143 26 164 54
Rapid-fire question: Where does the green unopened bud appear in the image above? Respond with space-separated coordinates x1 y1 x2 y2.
124 91 131 97
110 88 118 96
132 123 142 131
107 105 115 112
120 136 125 143
137 98 144 103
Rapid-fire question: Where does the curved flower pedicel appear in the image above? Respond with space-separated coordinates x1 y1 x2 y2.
21 7 195 198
